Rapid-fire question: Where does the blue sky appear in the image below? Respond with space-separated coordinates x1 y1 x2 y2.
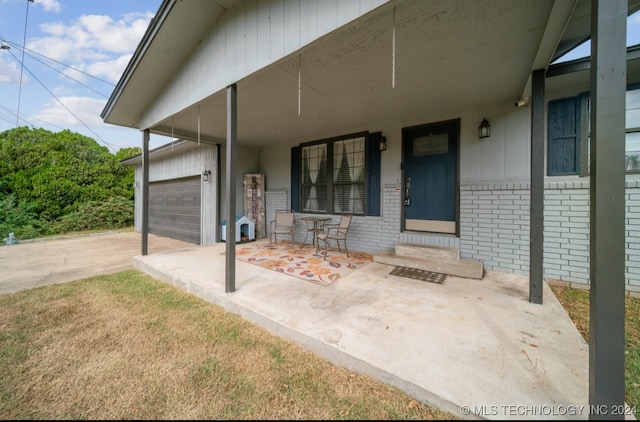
0 0 163 152
0 1 639 153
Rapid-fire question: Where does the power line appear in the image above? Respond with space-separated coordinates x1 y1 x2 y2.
15 45 108 98
6 49 119 152
0 104 34 127
4 39 115 88
0 104 68 131
16 0 34 127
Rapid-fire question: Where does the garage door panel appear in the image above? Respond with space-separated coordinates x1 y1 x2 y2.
149 177 201 244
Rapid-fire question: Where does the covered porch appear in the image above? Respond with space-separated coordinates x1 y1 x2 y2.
133 240 589 420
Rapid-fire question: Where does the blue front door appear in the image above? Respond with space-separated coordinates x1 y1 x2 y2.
402 120 458 234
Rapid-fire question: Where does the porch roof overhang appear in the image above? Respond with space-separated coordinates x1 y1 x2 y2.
101 0 640 149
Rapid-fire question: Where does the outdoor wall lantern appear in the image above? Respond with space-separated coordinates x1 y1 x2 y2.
379 136 387 151
202 169 211 181
478 118 491 139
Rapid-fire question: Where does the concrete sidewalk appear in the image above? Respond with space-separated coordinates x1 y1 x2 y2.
135 239 591 420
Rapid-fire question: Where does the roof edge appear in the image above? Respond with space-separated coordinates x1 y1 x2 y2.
101 0 176 124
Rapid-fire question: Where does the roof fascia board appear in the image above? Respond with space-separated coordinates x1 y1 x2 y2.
121 138 190 165
101 0 176 122
519 0 580 99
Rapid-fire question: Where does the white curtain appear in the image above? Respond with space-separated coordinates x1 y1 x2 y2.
352 137 365 214
333 142 346 213
305 144 325 210
333 137 365 213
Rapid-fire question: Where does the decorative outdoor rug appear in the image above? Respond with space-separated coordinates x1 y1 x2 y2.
233 241 373 286
389 266 447 284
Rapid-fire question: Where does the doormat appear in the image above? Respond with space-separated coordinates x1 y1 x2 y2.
390 266 447 284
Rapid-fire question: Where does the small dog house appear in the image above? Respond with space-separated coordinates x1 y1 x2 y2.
221 216 255 243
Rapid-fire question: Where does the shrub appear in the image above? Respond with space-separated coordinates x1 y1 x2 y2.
0 195 52 240
53 197 134 233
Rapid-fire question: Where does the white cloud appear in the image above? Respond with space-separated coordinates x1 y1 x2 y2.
0 58 21 84
25 10 153 83
85 54 133 84
33 95 106 127
35 0 61 13
30 12 153 58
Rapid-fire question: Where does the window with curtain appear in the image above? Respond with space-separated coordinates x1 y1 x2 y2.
333 137 365 214
300 133 367 215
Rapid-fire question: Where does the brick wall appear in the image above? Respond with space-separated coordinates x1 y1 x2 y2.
461 181 640 294
268 181 640 294
265 189 288 239
460 183 531 274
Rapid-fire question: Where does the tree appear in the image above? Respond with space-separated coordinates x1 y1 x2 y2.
0 127 136 237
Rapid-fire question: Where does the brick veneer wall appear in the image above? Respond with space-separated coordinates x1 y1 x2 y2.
460 181 640 294
267 181 640 294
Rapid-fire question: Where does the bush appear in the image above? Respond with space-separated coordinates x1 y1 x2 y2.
0 195 53 240
52 197 134 233
0 127 137 237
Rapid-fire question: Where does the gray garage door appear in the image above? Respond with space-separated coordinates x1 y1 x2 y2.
149 177 201 244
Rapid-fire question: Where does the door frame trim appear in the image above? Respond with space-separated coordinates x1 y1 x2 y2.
401 118 461 237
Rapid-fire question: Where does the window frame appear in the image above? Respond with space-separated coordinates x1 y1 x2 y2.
624 83 640 174
548 85 640 177
298 131 369 216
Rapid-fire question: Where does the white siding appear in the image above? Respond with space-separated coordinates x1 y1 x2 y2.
132 143 218 244
140 0 387 129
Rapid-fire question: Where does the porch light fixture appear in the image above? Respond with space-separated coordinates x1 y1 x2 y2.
379 136 387 151
478 118 491 139
202 169 211 181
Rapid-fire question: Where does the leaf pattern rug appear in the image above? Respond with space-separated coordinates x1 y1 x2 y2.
235 241 373 286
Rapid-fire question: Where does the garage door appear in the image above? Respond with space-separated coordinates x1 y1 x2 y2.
149 177 201 244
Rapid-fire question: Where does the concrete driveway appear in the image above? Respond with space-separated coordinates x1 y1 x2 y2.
0 231 193 295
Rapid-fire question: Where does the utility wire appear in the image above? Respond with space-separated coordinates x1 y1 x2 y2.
7 49 119 152
16 0 34 127
0 105 33 127
13 44 108 98
4 39 115 87
0 104 67 131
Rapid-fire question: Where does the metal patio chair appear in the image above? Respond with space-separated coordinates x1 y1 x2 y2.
316 214 353 260
270 209 295 245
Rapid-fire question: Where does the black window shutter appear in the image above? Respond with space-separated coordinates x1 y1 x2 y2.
291 146 300 211
548 96 581 176
367 133 382 216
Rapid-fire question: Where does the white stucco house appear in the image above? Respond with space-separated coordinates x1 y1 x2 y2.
109 0 640 297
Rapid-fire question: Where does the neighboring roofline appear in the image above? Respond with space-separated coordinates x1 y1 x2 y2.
101 0 175 123
547 43 640 77
120 138 193 165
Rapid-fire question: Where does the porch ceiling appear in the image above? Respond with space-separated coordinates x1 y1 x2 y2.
149 0 557 148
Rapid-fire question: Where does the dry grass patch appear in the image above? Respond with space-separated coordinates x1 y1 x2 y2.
0 270 456 420
550 284 640 419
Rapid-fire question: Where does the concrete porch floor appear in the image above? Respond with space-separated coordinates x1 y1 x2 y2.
134 239 589 420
